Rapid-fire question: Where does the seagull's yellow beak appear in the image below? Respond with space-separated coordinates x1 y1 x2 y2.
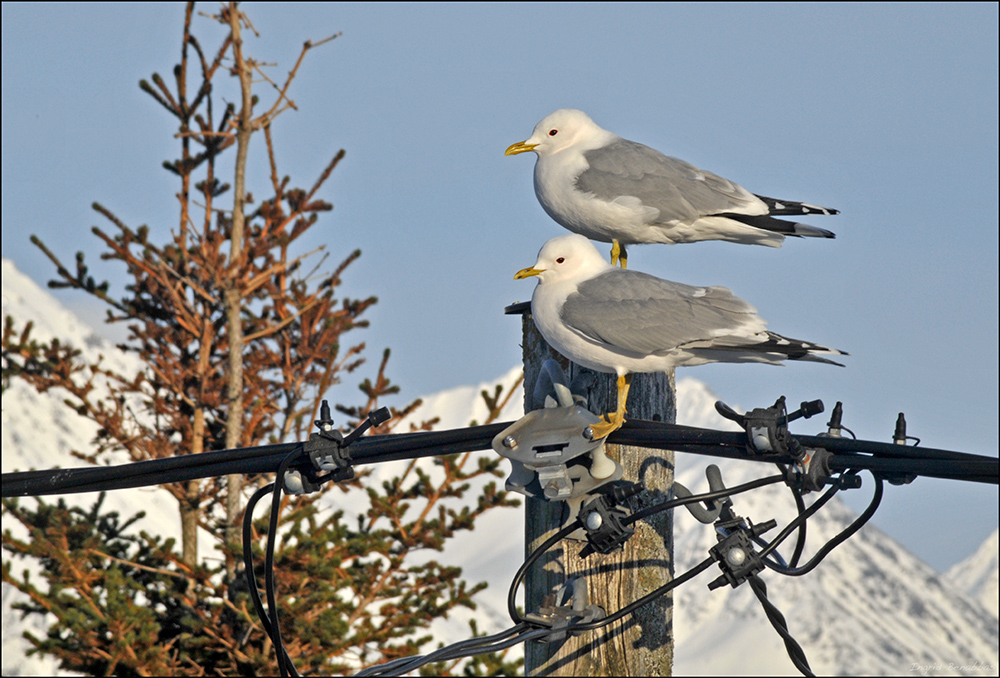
505 140 538 156
514 266 543 280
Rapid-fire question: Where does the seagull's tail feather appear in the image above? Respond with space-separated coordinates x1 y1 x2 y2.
753 195 840 217
721 213 836 239
715 194 840 239
762 332 848 367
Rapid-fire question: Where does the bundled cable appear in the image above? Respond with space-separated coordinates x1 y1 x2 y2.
3 417 994 498
4 395 995 677
750 576 813 677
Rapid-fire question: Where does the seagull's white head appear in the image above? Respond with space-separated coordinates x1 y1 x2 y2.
505 109 616 158
514 234 612 284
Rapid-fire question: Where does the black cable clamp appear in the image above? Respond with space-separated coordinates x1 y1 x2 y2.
523 577 605 644
577 482 643 558
716 396 825 461
707 514 777 591
285 402 391 495
787 448 832 493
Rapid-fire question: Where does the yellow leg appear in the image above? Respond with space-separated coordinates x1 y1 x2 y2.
589 374 632 439
611 240 628 268
609 240 628 269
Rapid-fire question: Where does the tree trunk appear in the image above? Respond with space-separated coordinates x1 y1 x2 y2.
182 479 201 567
224 2 252 578
518 308 676 677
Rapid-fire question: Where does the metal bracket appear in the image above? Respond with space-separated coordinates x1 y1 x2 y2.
493 360 623 501
674 464 731 523
523 577 604 643
493 404 622 500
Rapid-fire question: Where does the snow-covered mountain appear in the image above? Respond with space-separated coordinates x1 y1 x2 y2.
673 458 998 675
3 257 998 676
3 259 197 676
947 529 1000 620
411 370 999 676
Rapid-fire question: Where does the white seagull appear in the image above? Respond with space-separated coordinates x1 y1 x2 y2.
506 109 838 267
515 234 846 439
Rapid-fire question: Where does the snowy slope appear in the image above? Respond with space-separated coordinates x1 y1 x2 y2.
947 529 1000 620
3 258 998 676
673 458 998 675
391 371 1000 676
1 260 209 675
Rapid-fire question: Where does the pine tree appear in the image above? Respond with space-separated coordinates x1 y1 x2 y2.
2 4 522 674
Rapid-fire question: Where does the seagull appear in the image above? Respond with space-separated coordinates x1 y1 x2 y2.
506 109 838 267
514 234 846 439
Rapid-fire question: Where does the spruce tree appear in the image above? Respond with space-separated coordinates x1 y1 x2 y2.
2 4 522 674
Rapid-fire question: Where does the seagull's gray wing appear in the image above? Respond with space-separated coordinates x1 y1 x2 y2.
559 268 761 357
576 139 765 223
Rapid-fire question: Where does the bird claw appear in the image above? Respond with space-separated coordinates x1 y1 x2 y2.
589 413 626 440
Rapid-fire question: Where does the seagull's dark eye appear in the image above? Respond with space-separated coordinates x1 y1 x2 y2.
556 257 565 264
549 129 558 136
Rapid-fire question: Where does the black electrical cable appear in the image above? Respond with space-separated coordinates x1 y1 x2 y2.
766 473 884 577
572 557 716 632
772 462 810 568
507 474 785 627
1 440 302 497
359 624 550 677
5 418 995 498
244 484 275 637
507 518 580 624
788 483 809 568
625 473 786 526
405 626 550 673
757 481 842 562
749 575 814 677
265 449 303 678
754 534 787 568
354 624 525 676
826 455 994 484
0 423 510 498
243 481 299 675
427 626 551 661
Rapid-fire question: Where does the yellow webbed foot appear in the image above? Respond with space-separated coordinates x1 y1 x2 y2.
587 374 632 439
589 410 626 440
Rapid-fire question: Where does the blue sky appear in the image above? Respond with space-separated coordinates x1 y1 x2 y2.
2 3 997 571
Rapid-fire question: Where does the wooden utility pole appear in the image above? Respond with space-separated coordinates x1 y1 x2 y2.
513 305 676 676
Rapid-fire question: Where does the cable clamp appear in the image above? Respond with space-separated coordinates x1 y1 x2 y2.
707 515 777 591
494 359 623 501
286 402 389 495
303 400 349 472
716 396 824 461
577 484 642 558
888 413 918 485
787 447 833 493
492 405 621 501
523 577 604 643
